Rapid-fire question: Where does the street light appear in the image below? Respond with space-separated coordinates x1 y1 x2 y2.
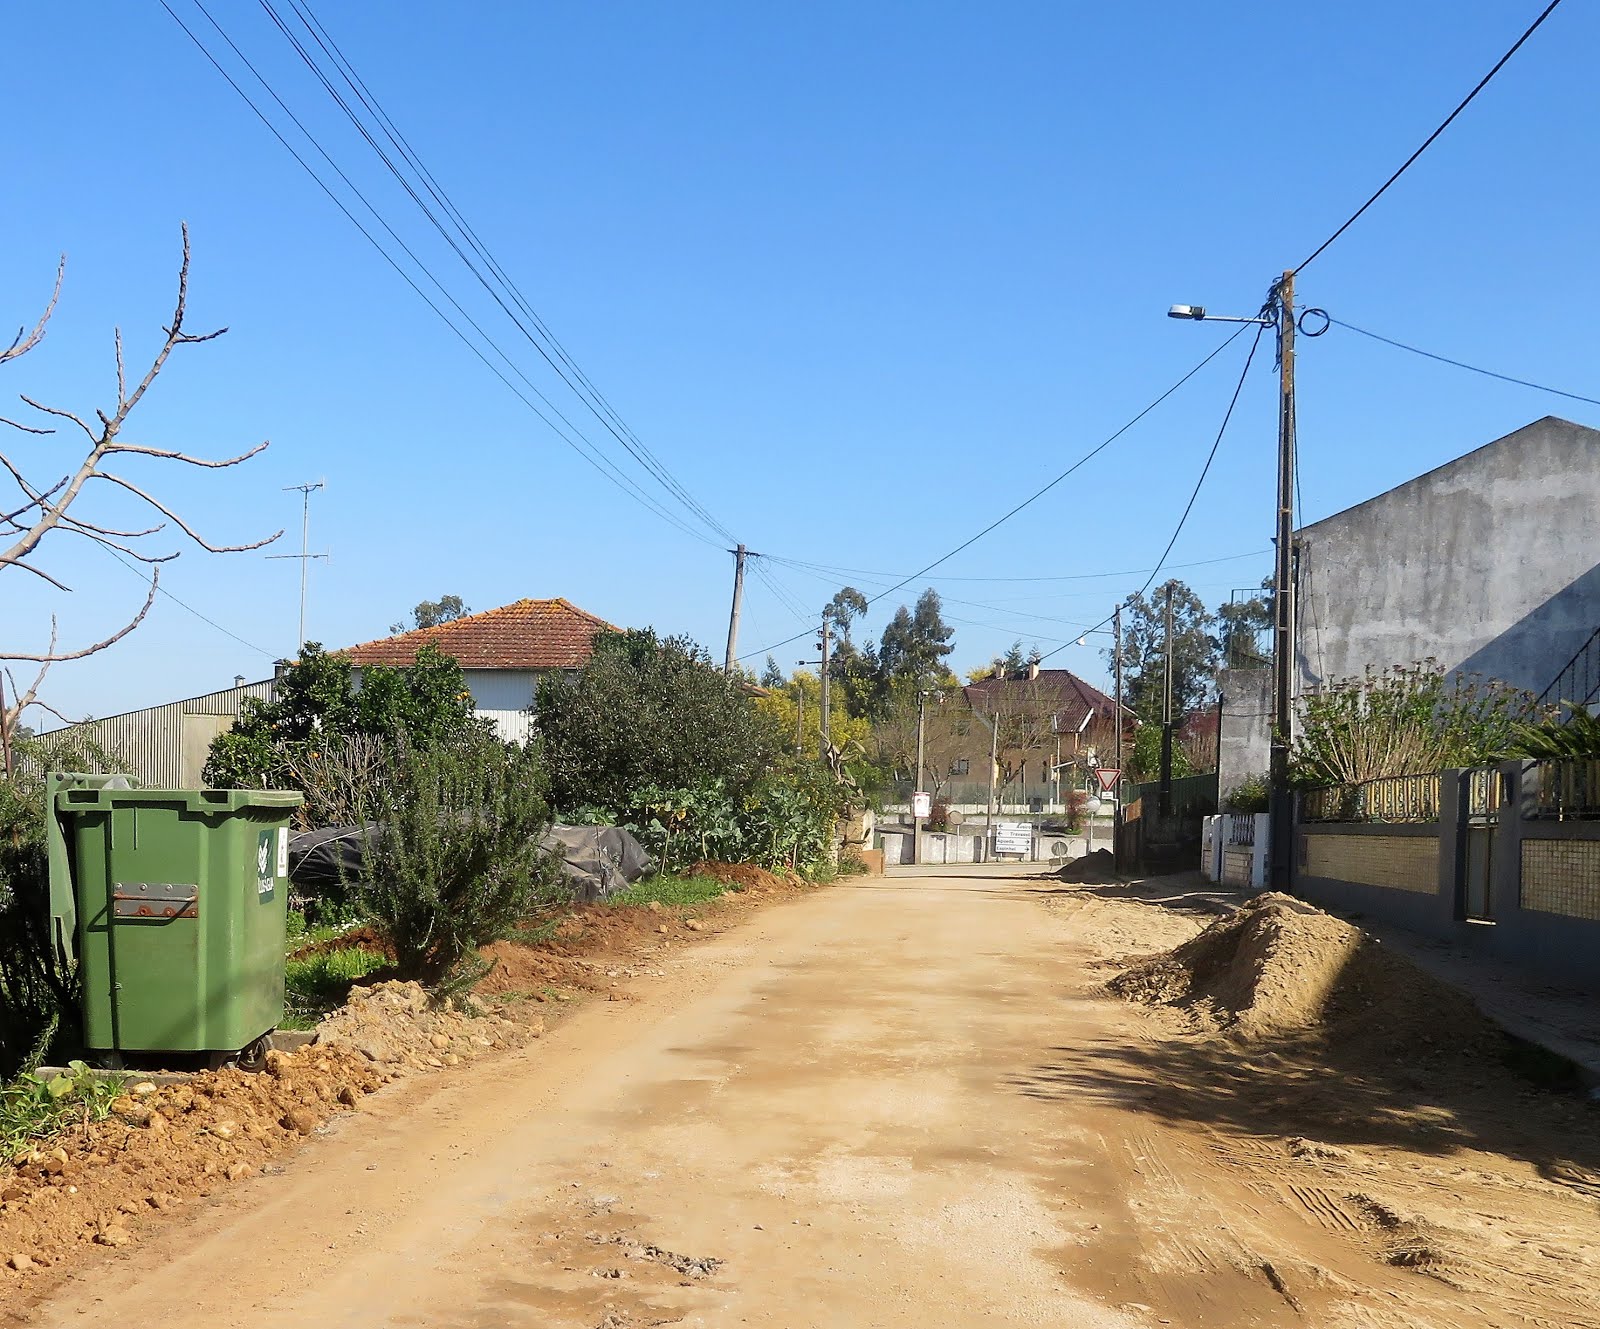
1168 273 1298 887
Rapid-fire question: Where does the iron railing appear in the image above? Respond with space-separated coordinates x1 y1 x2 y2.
1300 772 1441 824
1538 625 1600 713
1226 813 1256 846
1529 758 1600 820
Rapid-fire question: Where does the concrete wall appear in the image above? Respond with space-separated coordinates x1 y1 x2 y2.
1296 416 1600 695
1217 667 1272 805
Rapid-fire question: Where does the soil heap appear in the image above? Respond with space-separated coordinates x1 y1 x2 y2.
1107 892 1496 1055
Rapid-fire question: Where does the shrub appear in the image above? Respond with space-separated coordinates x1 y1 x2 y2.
1508 705 1600 759
1 1061 126 1163
1225 773 1271 813
355 739 566 986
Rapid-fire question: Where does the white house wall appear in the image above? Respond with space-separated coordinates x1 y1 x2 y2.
465 669 538 744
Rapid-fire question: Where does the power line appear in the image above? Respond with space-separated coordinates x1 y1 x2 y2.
257 0 737 545
163 1 725 551
762 547 1269 586
1295 0 1566 273
1331 317 1600 408
99 547 277 660
1038 327 1265 665
281 0 733 541
737 324 1254 662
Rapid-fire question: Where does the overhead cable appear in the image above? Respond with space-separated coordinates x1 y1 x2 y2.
1332 317 1600 408
1295 0 1566 273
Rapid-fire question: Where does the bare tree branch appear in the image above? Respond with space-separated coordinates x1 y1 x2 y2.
0 414 54 436
0 556 73 592
0 571 159 663
58 511 167 540
104 438 269 469
0 255 65 366
91 473 282 553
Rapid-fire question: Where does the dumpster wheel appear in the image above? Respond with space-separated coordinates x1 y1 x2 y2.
209 1034 271 1073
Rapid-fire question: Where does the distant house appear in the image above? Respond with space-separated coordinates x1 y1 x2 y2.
340 597 616 743
1218 416 1600 796
52 597 616 784
923 666 1132 814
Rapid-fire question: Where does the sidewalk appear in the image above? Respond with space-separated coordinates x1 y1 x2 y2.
1069 870 1600 1089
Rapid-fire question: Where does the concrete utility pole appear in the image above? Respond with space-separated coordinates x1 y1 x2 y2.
986 709 999 844
817 618 832 761
911 689 932 865
1270 269 1299 887
267 481 327 651
723 544 750 671
1113 603 1124 875
1160 581 1175 817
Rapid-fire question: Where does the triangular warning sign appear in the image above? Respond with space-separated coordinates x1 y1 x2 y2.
1095 767 1121 793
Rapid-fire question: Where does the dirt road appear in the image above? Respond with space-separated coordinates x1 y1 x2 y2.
21 867 1600 1328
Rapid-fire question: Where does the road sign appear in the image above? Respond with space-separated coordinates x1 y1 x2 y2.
912 791 931 819
992 822 1032 855
1095 767 1121 794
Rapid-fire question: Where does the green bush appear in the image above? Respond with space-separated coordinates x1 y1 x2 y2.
282 945 388 1030
1224 773 1271 813
355 739 566 986
1508 705 1600 759
610 874 732 908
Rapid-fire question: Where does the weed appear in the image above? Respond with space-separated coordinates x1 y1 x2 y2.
502 918 562 947
282 947 388 1031
610 874 730 909
0 1061 126 1164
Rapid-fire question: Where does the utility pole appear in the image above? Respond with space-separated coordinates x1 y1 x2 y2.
723 544 750 671
911 689 931 866
267 481 327 652
1159 582 1175 817
986 709 999 847
793 679 804 756
817 618 832 762
1270 269 1298 887
1113 603 1124 875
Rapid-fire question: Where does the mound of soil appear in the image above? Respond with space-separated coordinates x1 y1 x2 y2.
287 924 392 962
688 861 798 892
1056 849 1117 883
1107 892 1494 1053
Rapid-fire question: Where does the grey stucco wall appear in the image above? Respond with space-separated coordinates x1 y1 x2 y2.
1217 667 1272 805
1295 416 1600 695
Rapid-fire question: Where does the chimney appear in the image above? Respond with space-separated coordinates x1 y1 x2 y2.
233 674 246 688
1028 661 1040 681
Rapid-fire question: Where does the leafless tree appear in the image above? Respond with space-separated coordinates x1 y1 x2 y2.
1 226 281 752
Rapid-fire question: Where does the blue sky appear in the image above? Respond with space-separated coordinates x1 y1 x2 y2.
4 1 1597 722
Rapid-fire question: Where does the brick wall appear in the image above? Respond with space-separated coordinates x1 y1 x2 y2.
1303 833 1439 894
1521 839 1600 921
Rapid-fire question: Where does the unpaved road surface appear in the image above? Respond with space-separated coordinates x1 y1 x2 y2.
20 867 1600 1328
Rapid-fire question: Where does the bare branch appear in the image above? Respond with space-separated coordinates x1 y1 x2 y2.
0 255 65 366
115 327 125 406
92 472 283 553
0 556 73 591
47 522 180 564
59 511 167 540
104 438 269 469
17 394 97 443
0 414 54 436
0 571 159 662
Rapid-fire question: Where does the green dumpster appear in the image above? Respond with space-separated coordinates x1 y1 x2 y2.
46 773 304 1063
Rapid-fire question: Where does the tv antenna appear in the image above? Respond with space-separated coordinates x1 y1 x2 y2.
267 481 328 650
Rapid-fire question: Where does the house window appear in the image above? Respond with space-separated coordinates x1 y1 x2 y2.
953 758 970 776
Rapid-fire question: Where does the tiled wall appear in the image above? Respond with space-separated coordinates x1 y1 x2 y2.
1303 834 1439 894
1521 839 1600 921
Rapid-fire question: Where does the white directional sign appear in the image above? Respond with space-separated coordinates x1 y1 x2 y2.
992 822 1032 855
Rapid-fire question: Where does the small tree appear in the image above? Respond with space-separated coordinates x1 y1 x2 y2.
1 228 280 747
390 594 471 635
356 738 563 986
1292 661 1540 787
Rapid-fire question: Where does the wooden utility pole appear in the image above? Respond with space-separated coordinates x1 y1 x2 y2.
723 544 749 672
1270 269 1299 886
1159 581 1175 817
794 679 804 756
1113 603 1124 875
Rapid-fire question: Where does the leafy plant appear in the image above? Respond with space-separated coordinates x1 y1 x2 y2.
282 946 388 1031
204 643 492 815
1508 704 1600 759
0 1061 126 1164
354 738 565 986
1224 773 1271 813
1292 661 1541 787
610 874 731 908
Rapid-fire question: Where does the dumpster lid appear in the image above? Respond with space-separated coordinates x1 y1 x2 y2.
54 786 304 813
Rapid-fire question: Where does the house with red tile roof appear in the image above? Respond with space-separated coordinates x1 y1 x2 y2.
341 597 617 742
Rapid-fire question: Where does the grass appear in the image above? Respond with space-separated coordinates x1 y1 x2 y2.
282 946 389 1031
501 918 562 946
609 873 732 909
1 1061 126 1164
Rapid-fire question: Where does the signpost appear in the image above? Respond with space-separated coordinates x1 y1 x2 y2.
912 791 931 820
1095 767 1121 795
992 821 1032 857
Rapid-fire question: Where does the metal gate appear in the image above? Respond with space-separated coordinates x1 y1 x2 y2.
1461 767 1503 922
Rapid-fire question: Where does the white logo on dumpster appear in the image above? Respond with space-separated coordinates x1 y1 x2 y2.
257 830 274 897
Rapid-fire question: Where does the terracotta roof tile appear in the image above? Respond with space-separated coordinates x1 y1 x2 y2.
340 598 616 671
963 668 1131 730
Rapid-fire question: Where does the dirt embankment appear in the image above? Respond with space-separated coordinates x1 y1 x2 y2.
0 865 817 1299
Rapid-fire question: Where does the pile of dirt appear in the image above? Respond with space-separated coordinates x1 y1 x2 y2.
287 924 392 962
313 980 540 1069
688 861 798 892
1055 849 1117 883
1106 892 1495 1053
